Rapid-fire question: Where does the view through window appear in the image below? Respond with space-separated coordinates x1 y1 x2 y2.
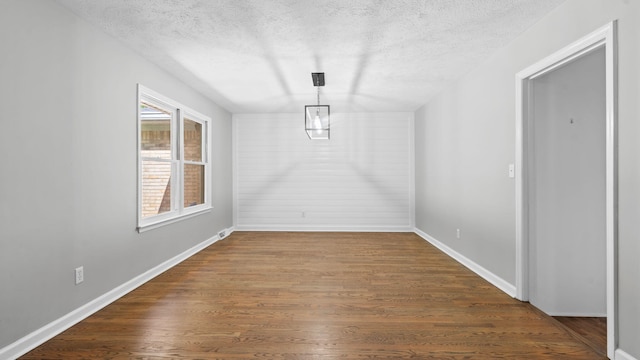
138 85 211 230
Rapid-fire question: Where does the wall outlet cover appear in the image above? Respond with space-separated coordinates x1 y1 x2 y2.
75 266 84 285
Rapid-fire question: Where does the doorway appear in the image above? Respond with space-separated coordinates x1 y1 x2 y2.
528 46 606 316
515 22 617 359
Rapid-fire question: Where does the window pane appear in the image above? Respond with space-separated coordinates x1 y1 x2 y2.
184 164 204 208
184 118 202 162
141 102 172 160
141 160 172 218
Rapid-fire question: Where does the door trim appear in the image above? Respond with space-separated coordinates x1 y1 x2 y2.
515 21 617 358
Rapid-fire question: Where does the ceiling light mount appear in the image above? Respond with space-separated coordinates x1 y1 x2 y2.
305 72 330 140
311 72 325 87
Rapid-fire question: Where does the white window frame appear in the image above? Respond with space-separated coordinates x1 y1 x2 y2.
137 84 212 232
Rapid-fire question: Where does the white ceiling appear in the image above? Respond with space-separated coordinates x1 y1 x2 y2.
56 0 565 113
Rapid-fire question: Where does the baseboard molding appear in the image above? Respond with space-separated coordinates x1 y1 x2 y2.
414 228 517 297
234 225 414 232
616 349 639 360
550 312 608 317
0 227 234 360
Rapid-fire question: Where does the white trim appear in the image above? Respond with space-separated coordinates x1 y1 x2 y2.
408 113 416 229
232 116 239 230
615 349 639 360
515 21 618 359
137 84 213 232
414 228 517 298
546 312 608 317
137 208 212 233
234 225 414 232
605 23 619 360
0 227 234 360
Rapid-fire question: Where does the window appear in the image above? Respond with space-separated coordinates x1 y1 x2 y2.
137 85 211 231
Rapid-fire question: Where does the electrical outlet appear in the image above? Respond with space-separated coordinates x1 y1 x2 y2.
218 230 226 239
456 229 461 239
301 211 306 218
75 266 84 285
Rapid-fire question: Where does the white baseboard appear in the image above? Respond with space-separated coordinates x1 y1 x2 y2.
547 312 608 317
234 225 414 232
414 228 517 297
0 227 234 360
616 349 639 360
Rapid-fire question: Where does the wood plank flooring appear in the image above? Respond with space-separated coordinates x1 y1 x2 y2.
21 232 606 359
555 317 607 357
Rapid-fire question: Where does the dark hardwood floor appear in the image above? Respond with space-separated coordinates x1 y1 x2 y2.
21 232 606 359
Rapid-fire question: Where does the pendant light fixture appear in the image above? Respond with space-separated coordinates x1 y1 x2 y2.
305 72 330 140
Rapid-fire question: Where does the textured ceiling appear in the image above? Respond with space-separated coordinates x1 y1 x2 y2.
56 0 565 113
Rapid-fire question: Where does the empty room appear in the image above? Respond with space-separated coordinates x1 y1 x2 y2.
1 0 639 359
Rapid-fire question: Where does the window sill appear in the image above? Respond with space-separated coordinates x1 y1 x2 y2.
137 207 212 233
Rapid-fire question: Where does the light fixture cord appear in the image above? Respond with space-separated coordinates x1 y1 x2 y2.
316 85 320 116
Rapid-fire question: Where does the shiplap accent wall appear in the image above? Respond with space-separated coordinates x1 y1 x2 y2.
233 113 414 231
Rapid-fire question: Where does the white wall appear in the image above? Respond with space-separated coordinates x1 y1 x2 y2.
415 0 640 357
0 0 233 351
529 47 606 316
234 113 414 231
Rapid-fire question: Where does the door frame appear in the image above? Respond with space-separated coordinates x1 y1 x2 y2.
514 21 618 358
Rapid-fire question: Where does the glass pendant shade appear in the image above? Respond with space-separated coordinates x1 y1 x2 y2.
305 105 330 140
